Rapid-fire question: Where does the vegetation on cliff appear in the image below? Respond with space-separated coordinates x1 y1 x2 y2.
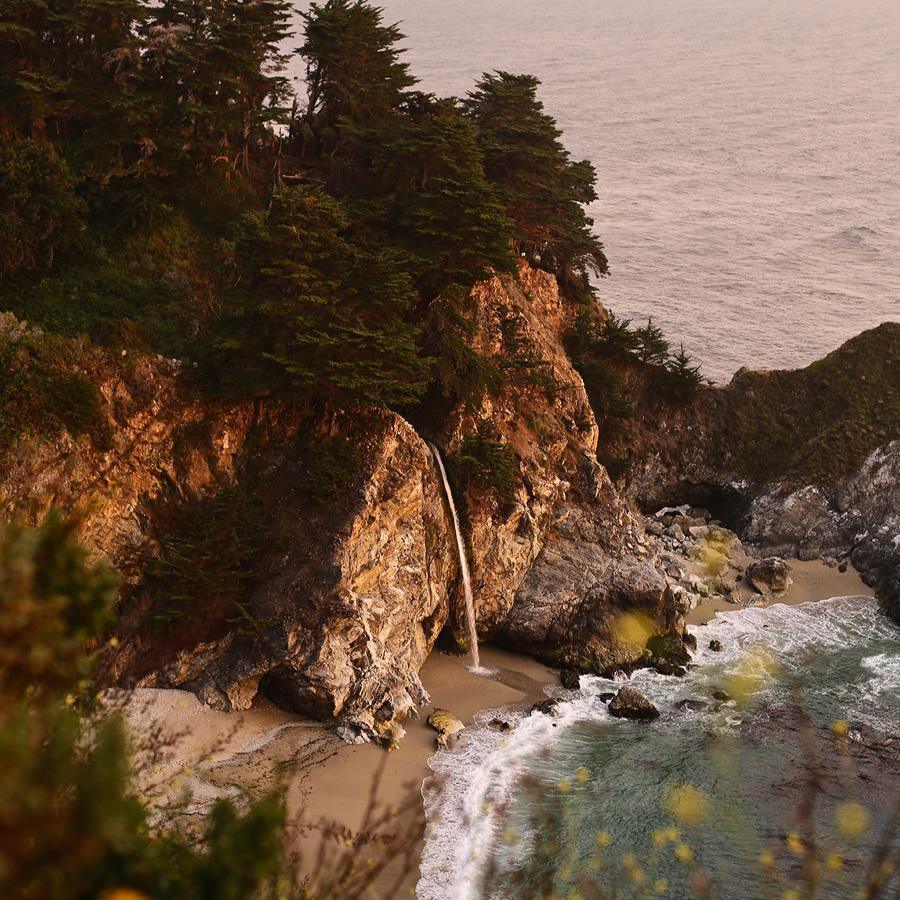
1 0 608 421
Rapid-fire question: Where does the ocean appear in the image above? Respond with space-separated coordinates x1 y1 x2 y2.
420 597 900 898
288 0 900 382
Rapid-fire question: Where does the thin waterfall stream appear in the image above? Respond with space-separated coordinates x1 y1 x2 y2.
429 443 480 670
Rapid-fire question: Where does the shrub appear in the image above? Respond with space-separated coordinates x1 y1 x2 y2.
657 343 704 403
300 435 361 505
0 140 85 279
0 324 107 457
452 424 517 502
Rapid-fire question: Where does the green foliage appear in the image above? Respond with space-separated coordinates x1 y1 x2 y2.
657 343 704 403
0 322 107 457
0 140 85 278
452 424 517 502
142 482 277 635
298 0 417 158
464 71 608 294
300 435 361 505
0 513 287 899
424 300 503 409
0 513 116 699
633 317 670 364
213 185 430 407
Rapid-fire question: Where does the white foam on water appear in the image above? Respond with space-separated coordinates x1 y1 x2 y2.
417 595 899 899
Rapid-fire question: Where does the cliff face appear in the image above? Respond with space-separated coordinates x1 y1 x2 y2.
0 267 687 741
608 323 900 622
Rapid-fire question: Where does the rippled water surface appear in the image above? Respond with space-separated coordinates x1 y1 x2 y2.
420 598 900 899
290 0 900 381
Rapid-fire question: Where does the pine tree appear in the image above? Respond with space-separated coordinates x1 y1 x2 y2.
659 342 704 402
464 71 609 294
369 94 515 297
634 317 670 364
298 0 416 156
145 0 292 172
214 186 430 408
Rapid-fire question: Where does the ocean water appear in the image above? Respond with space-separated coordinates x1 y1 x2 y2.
420 597 900 899
288 0 900 382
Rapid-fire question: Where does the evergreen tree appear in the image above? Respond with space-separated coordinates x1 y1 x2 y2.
659 342 704 402
634 317 670 364
298 0 415 160
145 0 292 173
464 71 608 294
370 94 515 297
215 185 429 408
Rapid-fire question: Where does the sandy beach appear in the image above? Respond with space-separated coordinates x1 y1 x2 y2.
124 558 874 894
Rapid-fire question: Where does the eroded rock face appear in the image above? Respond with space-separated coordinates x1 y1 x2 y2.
120 410 457 744
500 459 681 674
431 265 684 670
744 441 900 621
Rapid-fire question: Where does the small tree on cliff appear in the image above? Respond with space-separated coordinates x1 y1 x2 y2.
214 185 430 407
464 71 609 295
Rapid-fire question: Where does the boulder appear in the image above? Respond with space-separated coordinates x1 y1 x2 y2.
488 718 513 733
607 685 660 721
560 668 581 690
531 698 562 717
646 634 692 667
598 692 615 703
427 708 464 749
745 557 792 595
708 639 723 652
675 698 709 712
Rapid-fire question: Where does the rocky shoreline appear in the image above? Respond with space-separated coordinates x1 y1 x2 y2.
1 268 897 752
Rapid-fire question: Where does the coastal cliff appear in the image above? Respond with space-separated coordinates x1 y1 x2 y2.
0 265 687 743
602 322 900 622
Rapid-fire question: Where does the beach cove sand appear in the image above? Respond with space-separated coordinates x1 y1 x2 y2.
124 560 873 894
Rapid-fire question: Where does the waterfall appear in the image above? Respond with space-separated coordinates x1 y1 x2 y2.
429 443 480 669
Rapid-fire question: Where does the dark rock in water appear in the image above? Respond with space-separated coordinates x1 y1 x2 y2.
560 668 581 690
712 689 732 702
599 692 615 703
683 632 698 652
675 698 709 712
746 557 792 595
608 685 660 720
838 561 848 573
646 634 692 666
709 639 723 652
653 660 687 677
531 698 562 717
488 718 513 733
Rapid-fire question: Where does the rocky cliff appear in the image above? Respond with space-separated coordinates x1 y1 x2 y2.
606 323 900 622
0 265 687 743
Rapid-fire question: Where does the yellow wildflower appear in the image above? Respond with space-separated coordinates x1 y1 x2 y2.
652 828 668 846
654 878 669 895
621 853 637 868
782 891 800 900
664 784 711 827
675 843 694 863
831 719 849 737
665 826 680 842
759 850 775 868
595 831 610 848
576 766 591 784
826 853 843 871
785 833 804 855
835 801 870 839
558 779 571 794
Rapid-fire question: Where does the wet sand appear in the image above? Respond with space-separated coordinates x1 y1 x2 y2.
125 560 875 894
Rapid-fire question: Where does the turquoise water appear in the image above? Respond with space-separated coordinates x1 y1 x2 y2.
420 597 900 898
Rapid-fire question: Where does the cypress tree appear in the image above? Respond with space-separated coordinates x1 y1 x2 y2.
464 71 609 294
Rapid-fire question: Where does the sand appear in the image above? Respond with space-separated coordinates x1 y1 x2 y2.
123 559 875 894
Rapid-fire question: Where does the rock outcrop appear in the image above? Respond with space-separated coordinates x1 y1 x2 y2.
745 557 792 596
0 267 690 742
607 324 900 624
608 685 659 721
